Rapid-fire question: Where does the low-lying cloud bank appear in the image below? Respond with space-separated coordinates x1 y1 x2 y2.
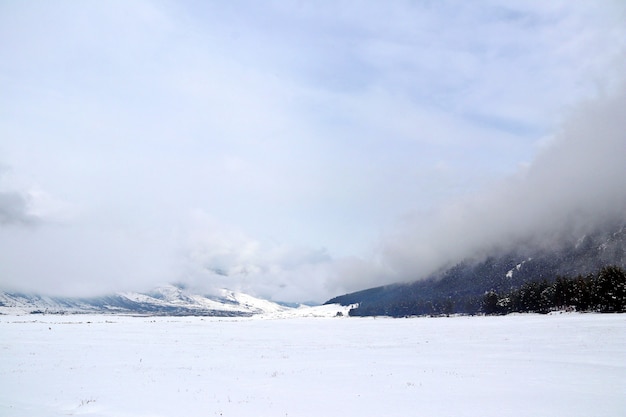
370 85 626 287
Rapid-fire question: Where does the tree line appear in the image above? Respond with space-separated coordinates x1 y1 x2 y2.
348 265 626 317
482 265 626 315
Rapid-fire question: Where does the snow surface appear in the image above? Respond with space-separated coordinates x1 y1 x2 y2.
1 313 625 417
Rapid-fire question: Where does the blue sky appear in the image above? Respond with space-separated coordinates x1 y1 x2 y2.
1 0 625 301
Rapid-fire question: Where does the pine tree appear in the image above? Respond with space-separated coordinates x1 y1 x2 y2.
593 266 626 312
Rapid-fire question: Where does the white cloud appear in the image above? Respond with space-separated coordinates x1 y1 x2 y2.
0 0 624 301
177 210 336 301
0 191 34 225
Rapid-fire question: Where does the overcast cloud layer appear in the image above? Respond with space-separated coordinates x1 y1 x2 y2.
1 1 625 301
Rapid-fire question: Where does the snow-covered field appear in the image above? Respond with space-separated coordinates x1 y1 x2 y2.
1 313 624 417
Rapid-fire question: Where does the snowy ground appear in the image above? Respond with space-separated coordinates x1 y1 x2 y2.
1 312 624 417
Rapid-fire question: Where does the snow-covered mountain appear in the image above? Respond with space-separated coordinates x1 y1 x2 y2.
328 222 626 316
0 284 292 316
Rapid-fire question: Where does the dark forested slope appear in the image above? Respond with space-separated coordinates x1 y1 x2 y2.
326 223 626 316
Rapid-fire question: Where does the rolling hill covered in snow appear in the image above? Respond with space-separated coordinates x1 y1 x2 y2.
0 284 292 316
0 284 355 318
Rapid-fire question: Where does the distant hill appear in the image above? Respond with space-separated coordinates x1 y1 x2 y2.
326 222 626 316
0 284 290 316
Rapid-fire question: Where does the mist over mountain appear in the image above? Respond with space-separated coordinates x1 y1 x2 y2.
327 221 626 316
363 86 626 291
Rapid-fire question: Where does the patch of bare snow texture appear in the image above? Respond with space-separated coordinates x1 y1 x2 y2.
261 303 354 319
0 314 624 417
505 259 531 279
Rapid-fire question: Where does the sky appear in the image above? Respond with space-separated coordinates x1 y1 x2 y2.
1 0 625 302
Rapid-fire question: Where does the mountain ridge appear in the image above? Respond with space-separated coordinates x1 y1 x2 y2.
0 284 291 317
326 222 626 316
